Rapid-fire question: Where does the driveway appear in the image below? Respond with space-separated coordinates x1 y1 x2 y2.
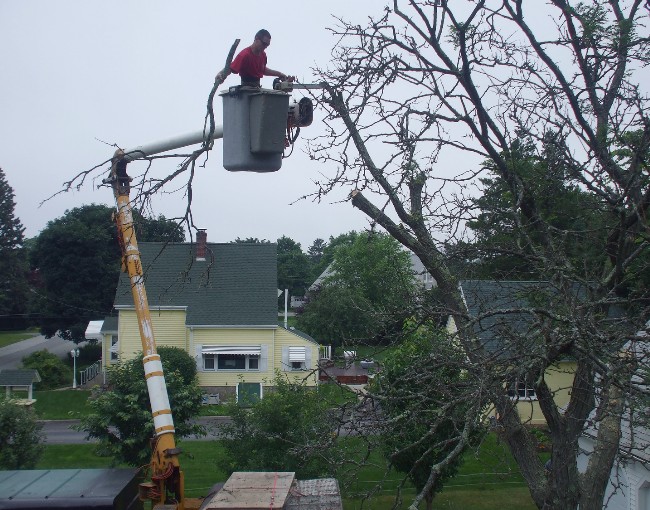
0 334 82 370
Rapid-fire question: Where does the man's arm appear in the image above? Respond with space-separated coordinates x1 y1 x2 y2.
265 67 295 82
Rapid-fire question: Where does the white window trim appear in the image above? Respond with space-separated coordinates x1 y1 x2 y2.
109 335 119 362
507 377 537 401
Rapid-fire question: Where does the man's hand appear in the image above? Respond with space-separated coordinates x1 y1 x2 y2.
279 74 296 82
215 70 230 82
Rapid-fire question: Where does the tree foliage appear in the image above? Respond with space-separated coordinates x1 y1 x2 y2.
30 204 185 341
307 2 650 509
307 237 327 276
0 167 29 330
77 347 203 466
133 211 185 243
30 204 121 340
219 375 338 479
277 235 311 300
0 399 45 469
297 231 417 347
373 325 478 510
459 136 612 279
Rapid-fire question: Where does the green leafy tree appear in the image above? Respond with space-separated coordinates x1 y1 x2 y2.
31 205 185 341
0 399 45 469
231 237 270 244
295 285 375 349
372 326 478 510
77 347 203 466
277 236 311 301
133 211 185 243
157 346 197 386
22 350 71 390
310 231 358 281
219 375 338 479
0 167 29 330
30 204 121 340
298 232 417 347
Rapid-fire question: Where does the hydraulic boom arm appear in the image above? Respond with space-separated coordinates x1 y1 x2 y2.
108 128 223 510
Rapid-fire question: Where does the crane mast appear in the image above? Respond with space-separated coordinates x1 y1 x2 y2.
109 154 186 509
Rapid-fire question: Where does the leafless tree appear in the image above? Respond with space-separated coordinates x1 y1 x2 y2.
308 1 650 509
49 40 241 239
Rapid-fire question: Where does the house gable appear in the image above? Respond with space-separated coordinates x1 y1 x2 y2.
457 280 579 426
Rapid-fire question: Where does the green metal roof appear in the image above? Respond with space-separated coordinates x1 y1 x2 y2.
113 242 278 326
0 468 141 509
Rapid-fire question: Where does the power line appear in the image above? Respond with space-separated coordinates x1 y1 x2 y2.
28 288 111 315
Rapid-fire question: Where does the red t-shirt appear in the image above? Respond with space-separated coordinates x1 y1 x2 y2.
230 47 267 79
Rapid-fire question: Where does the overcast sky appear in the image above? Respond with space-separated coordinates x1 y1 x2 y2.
0 1 380 249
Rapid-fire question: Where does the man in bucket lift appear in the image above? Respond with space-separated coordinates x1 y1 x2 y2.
216 29 295 87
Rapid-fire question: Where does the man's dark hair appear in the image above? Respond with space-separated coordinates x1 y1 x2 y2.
255 29 271 40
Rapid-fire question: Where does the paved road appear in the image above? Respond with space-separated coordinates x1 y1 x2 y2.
0 334 83 370
40 416 233 444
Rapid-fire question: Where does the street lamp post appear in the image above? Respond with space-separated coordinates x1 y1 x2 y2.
71 348 80 389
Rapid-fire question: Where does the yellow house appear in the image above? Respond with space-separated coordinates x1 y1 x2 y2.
451 280 577 426
100 234 319 402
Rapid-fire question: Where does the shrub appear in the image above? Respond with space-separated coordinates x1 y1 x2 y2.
0 400 45 469
158 346 197 386
22 350 71 390
219 374 339 479
77 349 204 467
76 342 102 364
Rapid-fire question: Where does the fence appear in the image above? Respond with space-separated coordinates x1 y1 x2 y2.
79 361 102 387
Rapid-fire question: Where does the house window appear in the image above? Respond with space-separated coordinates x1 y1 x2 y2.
200 346 262 372
287 346 306 371
204 354 215 370
217 354 259 371
507 377 537 400
110 335 119 362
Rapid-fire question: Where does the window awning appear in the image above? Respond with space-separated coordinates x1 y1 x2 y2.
85 320 104 341
289 346 306 362
202 345 261 356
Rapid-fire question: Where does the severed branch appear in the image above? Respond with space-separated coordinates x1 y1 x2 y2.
42 40 241 234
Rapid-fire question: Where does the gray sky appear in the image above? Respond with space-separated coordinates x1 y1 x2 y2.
0 0 378 249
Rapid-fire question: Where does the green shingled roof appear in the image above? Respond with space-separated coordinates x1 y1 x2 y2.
113 242 278 326
0 369 41 386
101 316 118 333
460 280 553 354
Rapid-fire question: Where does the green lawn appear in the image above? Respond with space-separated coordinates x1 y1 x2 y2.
35 441 228 498
33 390 92 419
338 433 538 509
0 329 39 348
36 434 539 509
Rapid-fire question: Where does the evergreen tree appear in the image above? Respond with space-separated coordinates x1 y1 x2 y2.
276 236 311 300
307 238 326 267
0 168 29 330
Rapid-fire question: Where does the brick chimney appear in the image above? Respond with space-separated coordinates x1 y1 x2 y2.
196 229 207 261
